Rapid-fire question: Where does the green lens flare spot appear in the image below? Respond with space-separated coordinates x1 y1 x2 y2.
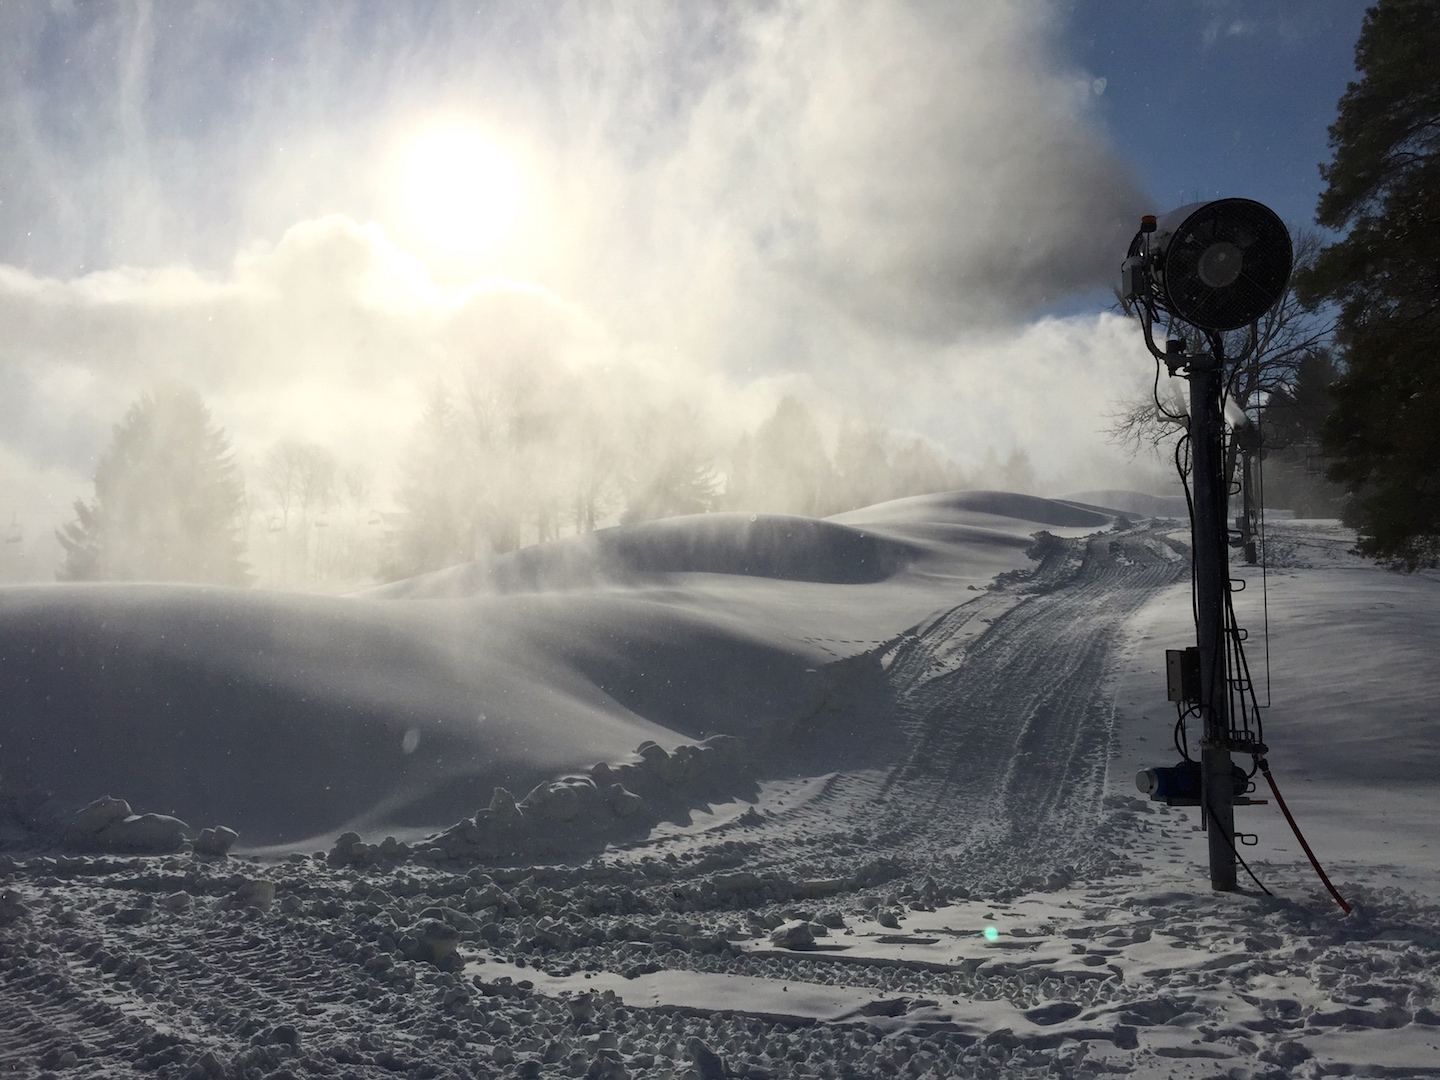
983 926 999 942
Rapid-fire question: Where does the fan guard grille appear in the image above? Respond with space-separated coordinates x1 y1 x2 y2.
1161 199 1292 331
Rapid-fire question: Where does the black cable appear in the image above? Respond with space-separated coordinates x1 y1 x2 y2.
1225 587 1266 752
1178 348 1269 877
1151 354 1188 423
1255 379 1273 709
1223 614 1262 779
1204 795 1273 896
1176 433 1199 631
1139 304 1163 359
1190 344 1239 774
1173 702 1200 762
1140 308 1189 426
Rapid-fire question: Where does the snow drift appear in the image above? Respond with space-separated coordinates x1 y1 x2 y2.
369 513 922 599
0 492 1104 848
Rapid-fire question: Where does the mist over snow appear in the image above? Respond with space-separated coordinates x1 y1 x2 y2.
0 1 1165 581
7 9 1440 1078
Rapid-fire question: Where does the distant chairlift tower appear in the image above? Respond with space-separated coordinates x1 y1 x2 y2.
1120 200 1293 891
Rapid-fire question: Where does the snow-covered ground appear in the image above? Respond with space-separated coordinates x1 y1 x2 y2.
2 495 1438 1079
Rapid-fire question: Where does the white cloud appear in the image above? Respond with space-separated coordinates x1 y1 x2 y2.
561 0 1146 348
0 214 630 456
0 1 1169 578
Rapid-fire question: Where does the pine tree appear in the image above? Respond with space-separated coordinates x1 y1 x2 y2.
57 386 249 584
1297 0 1440 567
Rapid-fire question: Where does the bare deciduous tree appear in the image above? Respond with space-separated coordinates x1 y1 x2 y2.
261 441 338 583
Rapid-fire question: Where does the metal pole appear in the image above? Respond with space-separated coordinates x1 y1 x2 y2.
1188 346 1237 891
1240 450 1258 565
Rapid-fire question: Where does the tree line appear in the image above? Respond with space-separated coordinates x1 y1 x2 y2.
53 383 1033 587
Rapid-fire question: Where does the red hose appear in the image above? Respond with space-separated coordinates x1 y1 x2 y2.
1259 761 1352 914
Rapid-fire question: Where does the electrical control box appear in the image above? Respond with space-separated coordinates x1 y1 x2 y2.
1120 255 1147 301
1166 647 1200 703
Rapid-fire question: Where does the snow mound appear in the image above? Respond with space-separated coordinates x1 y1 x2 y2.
0 584 681 847
0 580 887 849
1061 489 1188 518
326 734 752 868
832 489 1113 530
367 513 918 600
0 490 1086 851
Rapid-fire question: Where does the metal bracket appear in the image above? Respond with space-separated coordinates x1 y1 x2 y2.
1163 339 1187 376
1167 348 1218 376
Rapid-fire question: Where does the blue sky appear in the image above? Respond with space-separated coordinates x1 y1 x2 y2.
1047 0 1371 316
1074 1 1369 227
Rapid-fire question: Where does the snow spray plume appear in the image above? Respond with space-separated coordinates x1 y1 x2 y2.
0 1 1155 582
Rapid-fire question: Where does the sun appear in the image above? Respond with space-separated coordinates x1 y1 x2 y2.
402 127 522 253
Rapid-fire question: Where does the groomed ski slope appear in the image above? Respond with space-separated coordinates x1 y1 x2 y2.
2 495 1439 1079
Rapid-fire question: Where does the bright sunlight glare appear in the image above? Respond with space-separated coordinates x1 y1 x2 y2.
402 127 522 253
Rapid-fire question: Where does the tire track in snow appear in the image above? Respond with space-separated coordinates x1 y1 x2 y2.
874 526 1189 891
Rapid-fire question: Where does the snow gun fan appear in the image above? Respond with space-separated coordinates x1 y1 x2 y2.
1119 199 1292 893
1121 198 1293 332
